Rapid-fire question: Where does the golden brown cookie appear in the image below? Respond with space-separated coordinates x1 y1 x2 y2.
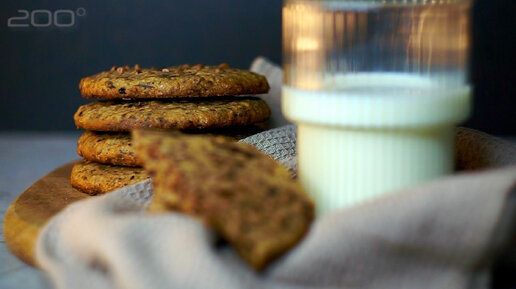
132 130 314 271
79 64 270 99
74 97 270 132
70 160 149 195
77 132 137 167
77 126 265 167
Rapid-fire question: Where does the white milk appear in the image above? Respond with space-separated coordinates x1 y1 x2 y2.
282 73 471 215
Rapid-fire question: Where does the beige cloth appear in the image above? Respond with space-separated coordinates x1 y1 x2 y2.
36 57 516 289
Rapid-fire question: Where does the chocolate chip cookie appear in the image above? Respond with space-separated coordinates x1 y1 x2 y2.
74 97 270 132
70 160 149 195
132 129 314 271
79 64 270 99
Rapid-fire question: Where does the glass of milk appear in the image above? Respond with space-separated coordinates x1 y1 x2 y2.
282 0 472 215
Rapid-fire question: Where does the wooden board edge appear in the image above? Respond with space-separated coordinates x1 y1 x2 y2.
3 200 39 267
3 160 85 267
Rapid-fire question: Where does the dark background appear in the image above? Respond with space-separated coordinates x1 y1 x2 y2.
0 0 514 134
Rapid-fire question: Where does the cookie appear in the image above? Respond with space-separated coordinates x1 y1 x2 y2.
77 126 265 167
79 64 270 99
74 97 271 132
70 160 149 195
77 131 138 167
132 130 314 270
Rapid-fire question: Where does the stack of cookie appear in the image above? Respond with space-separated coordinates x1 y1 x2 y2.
71 64 270 195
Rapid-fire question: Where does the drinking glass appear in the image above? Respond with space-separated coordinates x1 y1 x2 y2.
282 0 472 215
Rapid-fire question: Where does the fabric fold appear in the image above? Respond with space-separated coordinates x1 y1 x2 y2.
36 166 516 289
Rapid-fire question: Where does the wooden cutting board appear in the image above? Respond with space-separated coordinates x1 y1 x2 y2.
3 161 90 267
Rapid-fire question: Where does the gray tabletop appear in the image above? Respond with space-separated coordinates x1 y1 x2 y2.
0 132 515 289
0 132 80 289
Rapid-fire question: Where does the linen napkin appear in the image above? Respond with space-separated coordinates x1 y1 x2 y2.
36 57 516 289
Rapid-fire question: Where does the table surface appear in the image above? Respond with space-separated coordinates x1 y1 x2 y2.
0 132 81 289
1 131 515 289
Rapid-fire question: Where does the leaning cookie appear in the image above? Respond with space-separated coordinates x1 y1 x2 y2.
74 97 270 132
77 126 266 167
70 160 149 195
79 64 270 99
132 129 314 271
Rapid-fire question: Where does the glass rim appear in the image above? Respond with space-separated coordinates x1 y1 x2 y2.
284 0 472 8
